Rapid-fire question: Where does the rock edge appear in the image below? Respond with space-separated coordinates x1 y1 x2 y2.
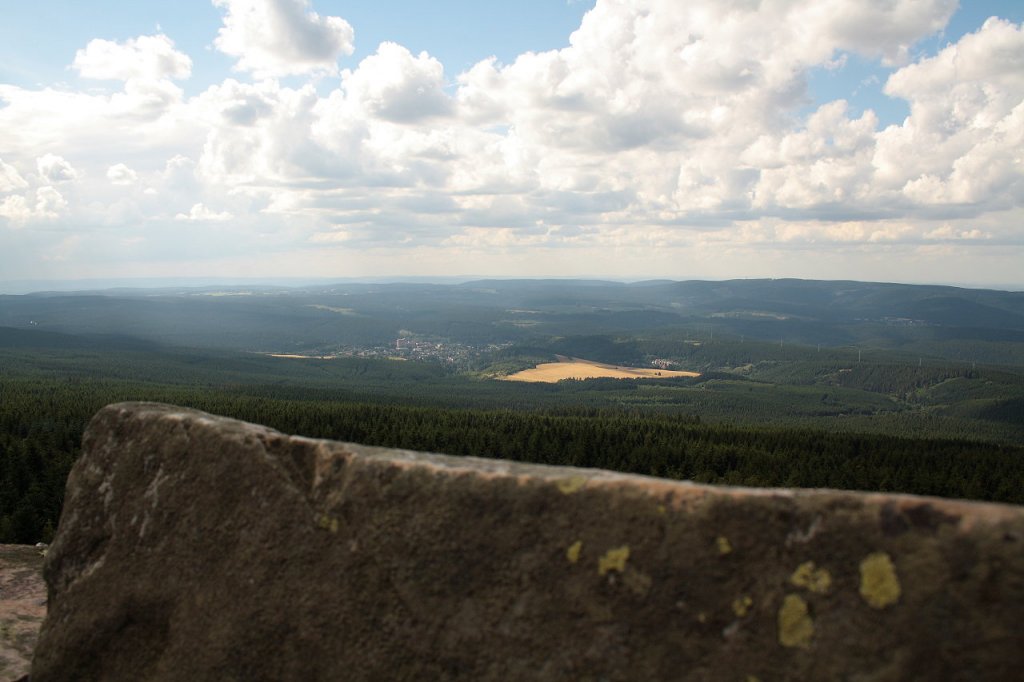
33 402 1024 680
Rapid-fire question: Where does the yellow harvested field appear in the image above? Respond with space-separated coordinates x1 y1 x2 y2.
268 354 329 359
501 358 700 383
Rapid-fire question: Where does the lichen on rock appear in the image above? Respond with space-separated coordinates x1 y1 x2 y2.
859 552 901 609
597 545 630 576
777 594 814 648
790 561 832 594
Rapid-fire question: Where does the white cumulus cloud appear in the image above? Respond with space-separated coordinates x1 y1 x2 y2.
0 195 32 224
73 34 193 82
36 154 78 184
878 18 1024 208
106 164 138 185
213 0 355 78
0 158 28 192
341 42 452 123
0 187 67 225
175 203 233 221
34 186 68 218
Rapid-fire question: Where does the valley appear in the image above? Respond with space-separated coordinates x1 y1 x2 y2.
1 278 1022 544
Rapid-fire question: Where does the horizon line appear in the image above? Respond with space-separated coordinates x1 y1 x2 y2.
2 275 1023 295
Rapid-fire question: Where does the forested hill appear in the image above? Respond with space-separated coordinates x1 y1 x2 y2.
459 278 1024 325
1 278 1022 362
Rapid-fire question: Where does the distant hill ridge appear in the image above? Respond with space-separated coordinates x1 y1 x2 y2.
2 278 1022 354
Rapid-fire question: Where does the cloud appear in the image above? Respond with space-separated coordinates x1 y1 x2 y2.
2 0 1022 285
0 79 190 165
175 203 233 221
192 79 338 186
36 154 78 184
73 34 192 81
107 164 138 185
815 0 957 66
0 158 28 192
212 0 355 78
924 225 987 241
745 101 879 210
308 229 351 243
0 187 67 225
340 42 452 123
0 195 31 224
34 186 68 219
878 18 1024 207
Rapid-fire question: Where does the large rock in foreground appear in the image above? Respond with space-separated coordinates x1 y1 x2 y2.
34 403 1024 680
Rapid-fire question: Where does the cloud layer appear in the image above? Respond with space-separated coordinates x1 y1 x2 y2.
1 0 1022 285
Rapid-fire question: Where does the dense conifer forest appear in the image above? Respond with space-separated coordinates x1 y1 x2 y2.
3 369 1022 543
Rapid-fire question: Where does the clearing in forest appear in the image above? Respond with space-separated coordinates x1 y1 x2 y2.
501 357 700 383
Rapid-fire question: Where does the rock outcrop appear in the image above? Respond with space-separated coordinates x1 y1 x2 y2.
0 544 46 681
33 403 1024 680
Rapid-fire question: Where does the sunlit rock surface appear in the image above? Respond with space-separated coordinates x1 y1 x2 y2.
33 403 1024 680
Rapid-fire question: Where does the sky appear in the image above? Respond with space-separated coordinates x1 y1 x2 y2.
1 0 1022 288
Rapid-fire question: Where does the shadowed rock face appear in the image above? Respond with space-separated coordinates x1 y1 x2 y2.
33 403 1024 681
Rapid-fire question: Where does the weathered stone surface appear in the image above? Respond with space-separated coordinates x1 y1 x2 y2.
0 545 46 681
33 402 1024 681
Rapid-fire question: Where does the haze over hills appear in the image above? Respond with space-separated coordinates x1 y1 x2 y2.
2 278 1022 365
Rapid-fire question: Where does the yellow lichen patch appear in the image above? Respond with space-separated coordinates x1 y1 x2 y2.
716 536 733 555
557 476 587 494
696 611 708 624
732 595 754 617
790 561 832 594
316 514 339 533
859 552 901 609
598 545 631 576
657 504 667 515
778 594 814 648
566 540 583 564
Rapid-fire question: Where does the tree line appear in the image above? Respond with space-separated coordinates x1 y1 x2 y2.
2 376 1022 544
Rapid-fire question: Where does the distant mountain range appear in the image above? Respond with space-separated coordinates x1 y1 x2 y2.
1 279 1022 366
